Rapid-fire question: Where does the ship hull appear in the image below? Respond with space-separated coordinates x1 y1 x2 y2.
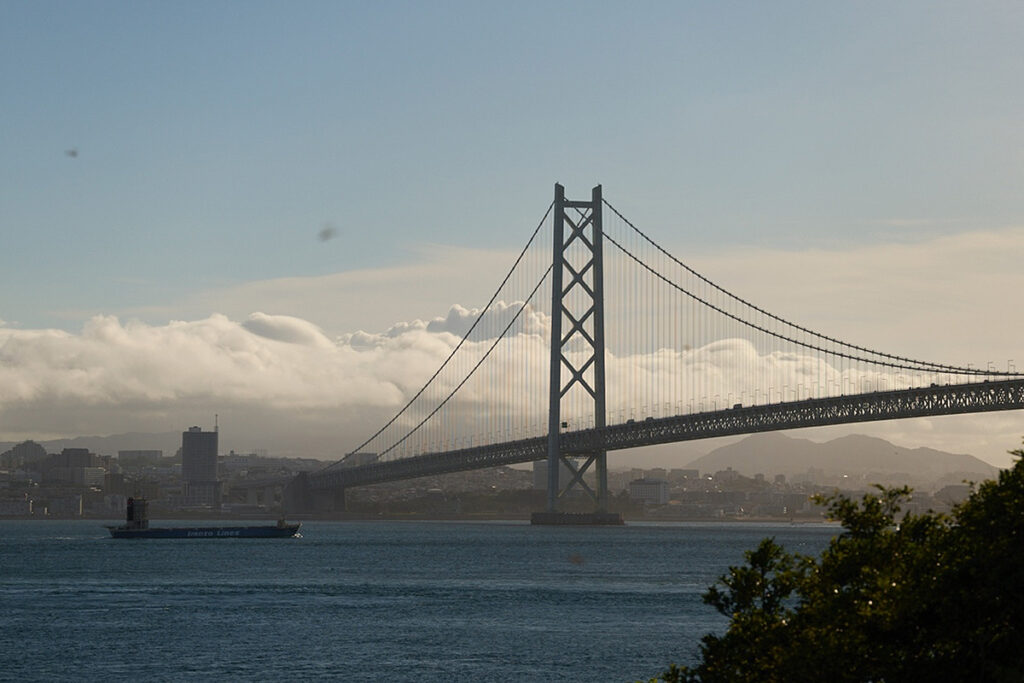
106 524 300 539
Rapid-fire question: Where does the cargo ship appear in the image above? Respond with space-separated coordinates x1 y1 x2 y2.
105 497 301 539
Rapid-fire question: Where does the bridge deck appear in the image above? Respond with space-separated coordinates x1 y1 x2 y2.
308 379 1024 491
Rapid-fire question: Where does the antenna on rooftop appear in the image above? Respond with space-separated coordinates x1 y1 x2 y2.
214 414 219 432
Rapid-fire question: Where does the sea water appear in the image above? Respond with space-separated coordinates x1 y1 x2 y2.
0 520 835 681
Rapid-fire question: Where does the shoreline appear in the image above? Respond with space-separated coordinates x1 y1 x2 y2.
1 511 832 524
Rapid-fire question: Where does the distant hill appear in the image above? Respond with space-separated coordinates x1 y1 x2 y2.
686 433 999 491
0 432 184 458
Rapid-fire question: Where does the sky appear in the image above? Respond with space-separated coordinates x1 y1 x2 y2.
2 1 1023 467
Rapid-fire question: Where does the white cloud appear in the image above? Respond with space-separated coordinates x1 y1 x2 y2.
686 227 1024 366
124 245 525 338
345 301 550 345
0 315 379 408
2 227 1022 467
0 303 547 458
241 313 334 348
0 315 410 454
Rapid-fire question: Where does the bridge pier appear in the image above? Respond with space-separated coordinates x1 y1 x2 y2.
531 511 624 525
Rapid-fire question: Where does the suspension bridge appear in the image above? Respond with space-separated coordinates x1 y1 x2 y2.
286 185 1024 521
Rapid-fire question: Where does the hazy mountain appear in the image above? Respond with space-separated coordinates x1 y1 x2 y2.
0 432 185 458
686 432 999 490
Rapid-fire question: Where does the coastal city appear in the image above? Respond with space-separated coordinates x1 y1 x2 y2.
0 425 974 521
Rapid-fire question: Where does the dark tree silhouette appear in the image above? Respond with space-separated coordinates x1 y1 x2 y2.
648 446 1024 682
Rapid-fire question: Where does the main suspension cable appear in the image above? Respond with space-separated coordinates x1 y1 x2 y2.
328 201 555 469
604 231 1006 376
375 263 553 461
603 198 1021 377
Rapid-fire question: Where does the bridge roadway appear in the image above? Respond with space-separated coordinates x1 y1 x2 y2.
307 378 1024 491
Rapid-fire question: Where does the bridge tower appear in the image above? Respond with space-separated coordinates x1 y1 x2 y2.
533 184 621 524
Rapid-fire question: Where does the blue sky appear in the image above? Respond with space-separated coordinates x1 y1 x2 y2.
1 1 1023 464
3 1 1021 330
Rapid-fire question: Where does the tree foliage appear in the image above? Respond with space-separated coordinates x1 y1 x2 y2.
650 447 1024 682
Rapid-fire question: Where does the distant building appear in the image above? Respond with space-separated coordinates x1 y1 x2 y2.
713 467 741 483
0 495 33 516
629 478 669 505
182 427 217 481
58 448 95 468
0 441 46 468
118 450 163 462
45 494 83 517
104 472 128 496
182 426 220 506
103 494 128 515
45 463 105 487
71 467 106 487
